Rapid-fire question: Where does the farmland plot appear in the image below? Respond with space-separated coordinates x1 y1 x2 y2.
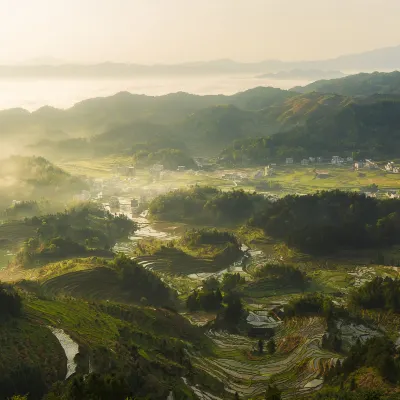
191 317 338 399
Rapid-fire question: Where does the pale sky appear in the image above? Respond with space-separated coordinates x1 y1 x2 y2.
0 0 399 64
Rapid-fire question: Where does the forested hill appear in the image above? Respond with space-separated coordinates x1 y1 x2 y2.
2 86 295 136
4 78 400 161
292 70 400 96
0 156 86 209
220 95 400 164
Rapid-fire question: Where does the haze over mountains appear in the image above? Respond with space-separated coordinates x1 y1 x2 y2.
1 45 400 78
1 69 400 164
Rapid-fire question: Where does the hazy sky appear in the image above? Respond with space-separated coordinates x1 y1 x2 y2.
1 0 400 64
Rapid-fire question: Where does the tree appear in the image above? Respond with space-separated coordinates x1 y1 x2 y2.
258 339 264 355
186 291 199 311
223 292 243 325
215 288 223 303
267 339 276 355
350 377 356 391
203 277 219 291
234 393 240 400
265 384 281 400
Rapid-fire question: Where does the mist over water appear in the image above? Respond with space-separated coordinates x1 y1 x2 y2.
0 75 311 111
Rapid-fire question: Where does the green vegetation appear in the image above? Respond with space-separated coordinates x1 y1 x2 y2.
220 93 400 163
3 201 41 219
0 156 86 209
132 148 196 170
294 71 400 97
8 83 400 398
284 293 334 319
250 190 400 254
349 277 400 313
1 292 214 400
149 186 267 225
36 254 177 307
331 337 399 384
134 228 243 277
14 203 136 266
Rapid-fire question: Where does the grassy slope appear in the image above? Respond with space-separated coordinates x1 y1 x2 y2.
0 315 66 385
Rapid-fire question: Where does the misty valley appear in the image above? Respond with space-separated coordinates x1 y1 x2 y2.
3 69 400 400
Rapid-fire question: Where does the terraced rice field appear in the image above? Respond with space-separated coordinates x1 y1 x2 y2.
135 247 243 277
191 317 339 399
40 267 132 303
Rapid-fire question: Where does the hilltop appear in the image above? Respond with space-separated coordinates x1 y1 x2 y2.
292 70 400 97
0 156 86 209
220 93 400 164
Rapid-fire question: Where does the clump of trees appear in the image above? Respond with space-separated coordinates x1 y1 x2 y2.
4 201 40 218
149 186 268 224
181 228 238 248
349 277 400 312
186 289 223 312
329 337 399 384
252 263 308 291
111 254 175 307
221 273 245 292
264 384 281 400
177 228 242 263
312 388 390 399
16 204 137 267
186 272 245 312
219 292 245 328
250 190 400 254
284 293 334 319
133 148 196 170
0 284 22 320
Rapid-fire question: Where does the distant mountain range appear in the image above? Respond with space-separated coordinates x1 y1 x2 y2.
256 69 346 80
1 45 400 78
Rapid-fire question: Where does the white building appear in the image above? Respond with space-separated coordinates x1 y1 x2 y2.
331 156 344 165
309 157 316 163
301 159 309 165
264 166 275 176
354 162 364 170
286 158 294 164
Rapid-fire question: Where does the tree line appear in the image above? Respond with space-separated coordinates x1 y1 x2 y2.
250 190 400 254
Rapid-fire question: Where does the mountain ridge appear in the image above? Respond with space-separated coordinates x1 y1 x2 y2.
0 45 399 77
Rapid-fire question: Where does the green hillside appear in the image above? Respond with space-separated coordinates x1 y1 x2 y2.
0 156 87 210
0 287 213 400
293 70 400 96
220 95 400 164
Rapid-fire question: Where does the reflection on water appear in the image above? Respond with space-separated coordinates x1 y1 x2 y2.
107 197 268 279
49 327 79 379
109 199 176 254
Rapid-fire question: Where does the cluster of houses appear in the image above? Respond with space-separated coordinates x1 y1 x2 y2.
286 156 354 166
385 162 400 173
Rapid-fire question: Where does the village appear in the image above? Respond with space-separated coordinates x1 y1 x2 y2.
64 153 400 219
